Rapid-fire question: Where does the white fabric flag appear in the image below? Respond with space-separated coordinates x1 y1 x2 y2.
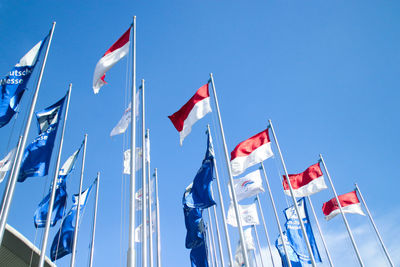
135 179 155 210
227 202 259 227
229 169 265 202
135 210 156 242
110 91 140 137
0 148 16 183
58 148 81 177
233 228 255 267
123 148 143 174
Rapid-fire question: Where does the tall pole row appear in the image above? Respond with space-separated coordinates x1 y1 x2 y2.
141 79 147 267
252 225 265 267
210 188 225 267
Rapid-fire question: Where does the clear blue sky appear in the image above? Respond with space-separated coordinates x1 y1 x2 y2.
0 1 399 266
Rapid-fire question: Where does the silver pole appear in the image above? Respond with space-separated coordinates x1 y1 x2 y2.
141 79 147 267
70 134 88 267
128 16 137 267
255 195 276 267
0 21 56 246
260 163 291 267
306 196 334 267
355 183 393 266
206 222 215 267
39 85 72 267
146 130 154 267
319 154 364 266
208 209 219 267
210 188 225 267
209 73 250 267
207 124 234 267
154 168 161 267
268 120 316 267
0 136 23 243
89 173 100 267
252 225 265 267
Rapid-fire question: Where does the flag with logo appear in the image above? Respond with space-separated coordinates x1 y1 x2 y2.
230 169 264 202
227 202 259 227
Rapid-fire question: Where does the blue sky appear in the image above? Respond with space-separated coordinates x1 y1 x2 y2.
0 1 399 266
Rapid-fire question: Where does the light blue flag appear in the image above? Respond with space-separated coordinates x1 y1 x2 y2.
275 232 302 267
0 36 47 128
18 95 66 182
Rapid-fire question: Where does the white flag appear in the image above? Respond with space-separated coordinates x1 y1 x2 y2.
229 169 265 202
110 92 140 137
227 202 259 227
123 148 142 174
145 133 150 163
0 148 16 183
135 210 156 242
59 148 81 177
135 179 155 210
233 228 255 267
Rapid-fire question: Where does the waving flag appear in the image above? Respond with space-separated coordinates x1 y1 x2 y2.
110 91 139 136
275 232 302 267
93 27 131 94
0 37 46 128
283 162 327 197
190 242 209 267
322 191 365 221
18 96 65 182
168 83 212 145
227 202 259 227
183 204 205 249
230 129 273 176
233 228 255 267
0 147 17 183
230 169 265 202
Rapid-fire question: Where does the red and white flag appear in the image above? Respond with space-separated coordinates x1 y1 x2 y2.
168 83 211 145
93 27 131 94
230 129 273 176
322 191 365 221
282 162 327 197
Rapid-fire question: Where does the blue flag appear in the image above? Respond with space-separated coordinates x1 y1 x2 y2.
183 131 216 209
284 198 322 265
0 37 47 128
190 242 209 267
275 232 302 267
34 145 83 228
18 96 66 182
50 182 94 261
183 204 205 249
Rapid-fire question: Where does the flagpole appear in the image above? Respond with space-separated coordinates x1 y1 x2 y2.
140 79 147 267
0 135 22 243
210 187 225 267
207 124 234 267
354 183 393 266
154 168 161 267
209 73 250 267
260 163 292 267
38 85 72 267
207 209 219 267
128 15 137 267
252 225 265 267
0 21 56 246
306 196 334 267
319 154 364 266
205 222 216 267
89 172 100 267
255 194 276 267
70 134 88 267
268 120 316 267
146 129 154 267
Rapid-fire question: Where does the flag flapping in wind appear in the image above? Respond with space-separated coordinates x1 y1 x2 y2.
34 145 82 228
190 242 208 267
229 169 265 202
233 228 255 267
50 182 94 261
275 232 302 267
322 190 365 221
226 202 259 227
18 96 65 182
0 147 16 183
283 162 327 197
110 91 139 136
0 37 46 128
168 83 211 145
183 204 205 249
230 128 273 176
93 27 131 94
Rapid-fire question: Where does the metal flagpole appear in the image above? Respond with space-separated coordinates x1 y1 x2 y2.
206 222 216 267
207 209 219 267
89 172 100 267
306 195 334 267
268 120 316 267
252 225 265 267
355 183 393 266
209 73 250 267
255 194 276 267
38 85 72 267
70 134 88 267
154 168 161 267
128 16 137 267
260 163 292 267
207 124 234 267
141 79 147 267
0 21 56 246
210 187 225 267
319 154 364 266
146 129 154 267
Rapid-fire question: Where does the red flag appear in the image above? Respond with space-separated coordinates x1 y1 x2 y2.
322 191 365 221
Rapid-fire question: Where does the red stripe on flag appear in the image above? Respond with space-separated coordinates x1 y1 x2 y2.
168 83 210 132
230 129 271 160
283 162 323 190
322 191 360 216
103 27 131 57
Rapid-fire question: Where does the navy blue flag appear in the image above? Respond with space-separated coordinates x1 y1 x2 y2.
284 198 322 265
183 131 216 209
190 242 209 267
18 96 66 182
0 37 47 128
50 182 94 261
34 145 83 228
183 204 205 249
275 232 302 267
